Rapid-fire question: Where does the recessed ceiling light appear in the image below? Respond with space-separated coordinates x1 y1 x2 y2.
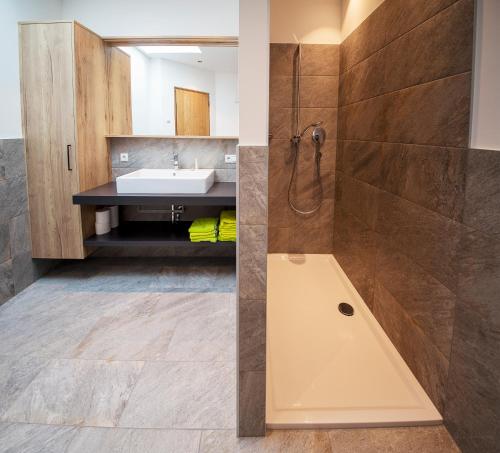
138 46 202 54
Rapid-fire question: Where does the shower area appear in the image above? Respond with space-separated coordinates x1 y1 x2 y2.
267 41 441 428
264 1 496 451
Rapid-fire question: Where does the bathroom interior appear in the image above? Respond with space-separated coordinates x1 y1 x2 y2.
0 0 499 452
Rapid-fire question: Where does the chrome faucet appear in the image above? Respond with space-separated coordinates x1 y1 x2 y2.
173 152 179 170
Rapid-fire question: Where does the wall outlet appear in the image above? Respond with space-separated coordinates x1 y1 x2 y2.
120 153 128 162
225 154 237 164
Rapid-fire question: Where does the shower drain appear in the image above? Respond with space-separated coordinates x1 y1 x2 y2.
338 302 354 316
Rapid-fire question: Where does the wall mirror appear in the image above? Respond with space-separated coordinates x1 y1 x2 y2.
116 44 238 137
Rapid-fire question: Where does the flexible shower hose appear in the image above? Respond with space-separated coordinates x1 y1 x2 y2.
287 140 323 215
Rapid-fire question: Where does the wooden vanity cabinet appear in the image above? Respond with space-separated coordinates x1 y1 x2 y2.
19 21 129 259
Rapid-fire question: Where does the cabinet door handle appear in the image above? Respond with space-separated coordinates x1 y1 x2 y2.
67 145 72 171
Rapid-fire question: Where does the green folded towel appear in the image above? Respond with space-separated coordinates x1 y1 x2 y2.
219 210 236 226
217 210 236 242
189 217 218 243
190 234 216 239
189 217 219 234
191 237 217 243
218 236 236 242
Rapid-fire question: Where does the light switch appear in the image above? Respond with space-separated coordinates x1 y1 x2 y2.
120 153 129 162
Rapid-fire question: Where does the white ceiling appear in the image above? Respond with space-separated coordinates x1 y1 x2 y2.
137 46 238 73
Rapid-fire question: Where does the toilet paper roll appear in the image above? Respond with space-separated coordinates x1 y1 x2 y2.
109 206 119 228
95 208 111 225
95 221 111 235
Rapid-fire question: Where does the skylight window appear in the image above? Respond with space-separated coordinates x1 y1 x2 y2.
138 46 202 54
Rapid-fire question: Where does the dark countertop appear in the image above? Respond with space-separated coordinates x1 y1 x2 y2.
73 181 236 206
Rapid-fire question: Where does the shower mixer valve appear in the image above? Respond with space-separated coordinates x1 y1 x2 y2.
312 125 326 145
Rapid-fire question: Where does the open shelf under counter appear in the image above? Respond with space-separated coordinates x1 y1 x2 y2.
73 182 236 206
84 221 235 248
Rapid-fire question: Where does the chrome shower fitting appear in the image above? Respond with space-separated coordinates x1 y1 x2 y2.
287 42 327 216
291 121 323 146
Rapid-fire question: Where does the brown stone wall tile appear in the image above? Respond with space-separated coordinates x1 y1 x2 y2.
339 50 385 106
457 228 500 325
339 73 471 147
383 0 473 93
239 299 266 372
269 76 294 109
270 43 297 77
300 44 339 76
340 0 473 106
269 108 294 140
341 141 466 221
384 73 471 148
268 196 291 229
268 139 293 202
289 225 334 254
268 227 290 253
463 148 500 236
340 0 459 73
333 206 377 307
375 190 462 292
340 4 386 73
383 0 460 52
299 76 339 108
337 95 386 142
238 370 266 436
373 281 449 411
239 147 268 225
239 224 267 300
375 235 456 359
444 304 500 453
336 172 379 229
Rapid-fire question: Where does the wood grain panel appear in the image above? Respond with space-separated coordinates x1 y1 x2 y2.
74 23 110 193
74 23 111 244
175 87 210 136
106 46 132 135
19 22 84 259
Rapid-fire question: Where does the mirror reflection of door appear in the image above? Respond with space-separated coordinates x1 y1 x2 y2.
175 87 210 136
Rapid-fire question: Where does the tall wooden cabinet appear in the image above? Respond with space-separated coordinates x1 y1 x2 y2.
19 21 130 259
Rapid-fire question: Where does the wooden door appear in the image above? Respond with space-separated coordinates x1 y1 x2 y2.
19 22 84 259
175 87 210 136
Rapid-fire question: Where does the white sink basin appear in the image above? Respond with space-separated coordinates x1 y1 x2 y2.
116 169 215 194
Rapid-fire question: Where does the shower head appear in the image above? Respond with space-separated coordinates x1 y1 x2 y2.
300 121 323 137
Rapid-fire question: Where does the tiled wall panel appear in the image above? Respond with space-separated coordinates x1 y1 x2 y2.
0 139 56 305
333 0 500 451
237 145 268 436
268 44 339 253
110 137 238 182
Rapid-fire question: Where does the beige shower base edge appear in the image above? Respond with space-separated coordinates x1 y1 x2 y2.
266 253 442 429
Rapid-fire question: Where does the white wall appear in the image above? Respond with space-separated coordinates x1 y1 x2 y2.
0 0 63 138
61 0 238 37
270 0 341 44
341 0 385 40
121 47 151 134
239 0 269 146
215 73 239 136
471 0 500 151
